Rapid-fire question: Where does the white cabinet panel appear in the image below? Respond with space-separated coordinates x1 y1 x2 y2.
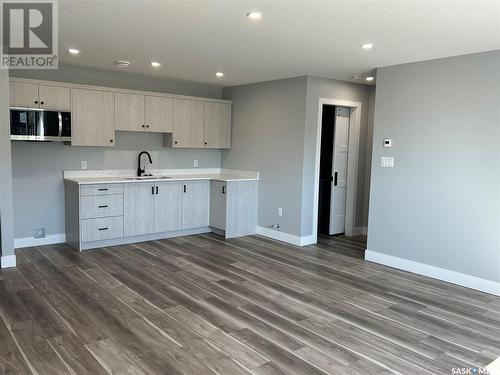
115 93 145 131
210 180 226 231
145 96 173 133
182 180 209 229
81 194 123 219
39 85 71 111
10 82 38 107
154 181 182 232
203 102 231 149
172 99 204 148
124 183 155 236
71 89 115 147
81 216 123 243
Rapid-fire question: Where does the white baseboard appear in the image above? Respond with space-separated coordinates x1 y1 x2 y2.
365 250 500 297
1 255 16 268
256 226 315 246
14 233 66 249
353 226 368 236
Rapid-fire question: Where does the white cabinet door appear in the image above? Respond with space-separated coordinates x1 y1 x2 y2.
210 180 226 231
10 82 39 108
115 93 145 131
71 89 115 147
203 102 231 149
172 99 204 148
124 183 155 236
154 182 182 232
182 180 210 229
39 85 71 111
145 96 173 133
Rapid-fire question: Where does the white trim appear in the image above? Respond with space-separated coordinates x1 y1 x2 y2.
486 356 500 375
365 250 500 297
312 98 362 243
257 226 315 247
14 233 66 249
353 226 368 236
1 255 16 268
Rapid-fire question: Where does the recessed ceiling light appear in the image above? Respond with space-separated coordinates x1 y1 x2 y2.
365 76 375 81
115 60 130 68
246 12 262 20
68 48 80 55
361 43 374 50
215 72 224 78
150 61 161 68
352 74 362 80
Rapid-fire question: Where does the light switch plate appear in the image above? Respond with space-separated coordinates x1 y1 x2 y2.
277 207 283 217
81 160 87 170
193 160 198 168
381 157 394 168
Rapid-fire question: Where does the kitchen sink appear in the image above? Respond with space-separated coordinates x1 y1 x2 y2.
124 176 172 180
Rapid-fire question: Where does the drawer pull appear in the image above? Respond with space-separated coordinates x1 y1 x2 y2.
98 188 108 191
222 186 226 194
98 205 109 208
98 227 109 231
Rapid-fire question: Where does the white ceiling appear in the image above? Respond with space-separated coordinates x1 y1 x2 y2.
59 0 500 87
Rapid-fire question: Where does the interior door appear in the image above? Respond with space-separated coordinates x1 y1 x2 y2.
330 107 350 235
154 181 182 232
124 183 155 236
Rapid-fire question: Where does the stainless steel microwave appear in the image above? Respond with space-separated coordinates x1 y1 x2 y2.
10 108 71 142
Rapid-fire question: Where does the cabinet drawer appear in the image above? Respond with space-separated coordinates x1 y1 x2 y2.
80 184 123 196
81 194 123 219
81 216 123 243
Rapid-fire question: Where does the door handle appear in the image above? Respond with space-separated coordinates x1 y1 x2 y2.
222 186 226 194
334 172 338 186
183 185 187 193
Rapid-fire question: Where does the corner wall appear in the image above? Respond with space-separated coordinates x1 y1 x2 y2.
0 70 15 266
367 51 500 290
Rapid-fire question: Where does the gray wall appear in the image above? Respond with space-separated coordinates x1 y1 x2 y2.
222 77 308 236
301 76 373 236
222 76 374 238
0 70 14 257
367 50 500 283
10 66 223 240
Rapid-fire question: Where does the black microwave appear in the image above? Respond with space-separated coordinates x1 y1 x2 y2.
10 108 71 142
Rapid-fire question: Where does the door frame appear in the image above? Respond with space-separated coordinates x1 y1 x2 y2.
313 98 361 242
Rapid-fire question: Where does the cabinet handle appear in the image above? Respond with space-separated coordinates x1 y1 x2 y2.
334 172 338 186
146 125 149 128
40 101 44 105
98 227 108 231
98 188 108 191
204 142 207 146
183 185 187 193
152 186 155 195
222 186 226 194
110 139 114 143
142 125 145 128
156 186 159 195
98 205 108 208
34 100 38 104
174 141 178 145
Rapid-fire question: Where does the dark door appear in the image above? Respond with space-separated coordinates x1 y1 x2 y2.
318 105 336 235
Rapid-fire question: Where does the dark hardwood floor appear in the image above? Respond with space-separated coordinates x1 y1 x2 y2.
0 234 499 374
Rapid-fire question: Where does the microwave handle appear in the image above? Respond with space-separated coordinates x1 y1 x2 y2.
58 112 62 137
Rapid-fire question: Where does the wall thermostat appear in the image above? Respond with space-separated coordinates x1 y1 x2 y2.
383 138 392 148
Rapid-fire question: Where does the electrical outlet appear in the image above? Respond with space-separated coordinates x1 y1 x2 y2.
34 227 46 239
277 207 283 217
271 224 280 229
81 160 87 170
381 156 394 168
193 160 198 168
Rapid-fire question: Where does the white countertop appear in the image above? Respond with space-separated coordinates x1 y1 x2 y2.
63 168 259 185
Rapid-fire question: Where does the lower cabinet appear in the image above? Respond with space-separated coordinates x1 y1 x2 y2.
155 181 182 232
210 180 258 238
181 180 210 229
124 183 156 237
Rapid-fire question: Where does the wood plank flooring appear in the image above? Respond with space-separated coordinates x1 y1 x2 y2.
1 234 499 374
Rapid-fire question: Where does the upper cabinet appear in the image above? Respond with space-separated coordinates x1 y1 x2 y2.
203 102 231 149
10 81 71 111
172 99 204 148
115 93 173 133
72 88 115 147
